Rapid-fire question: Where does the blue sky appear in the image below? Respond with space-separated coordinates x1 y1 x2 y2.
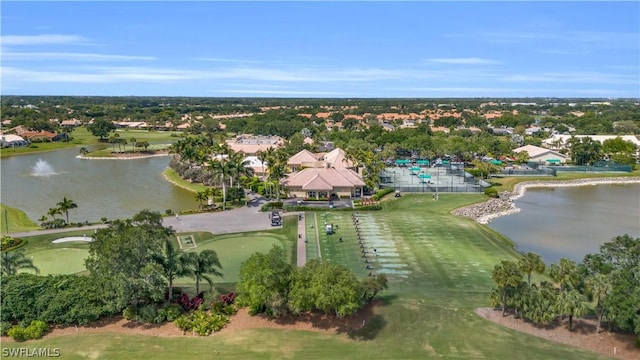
1 1 639 98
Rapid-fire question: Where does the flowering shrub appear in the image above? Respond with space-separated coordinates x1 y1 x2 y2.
178 293 204 311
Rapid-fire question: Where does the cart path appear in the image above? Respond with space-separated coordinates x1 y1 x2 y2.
297 213 306 267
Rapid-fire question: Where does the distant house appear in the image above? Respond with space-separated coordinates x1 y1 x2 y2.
242 156 268 178
225 134 284 156
60 119 82 127
0 134 29 148
513 145 568 164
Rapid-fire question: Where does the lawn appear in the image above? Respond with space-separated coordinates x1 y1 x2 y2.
491 169 640 192
173 231 287 287
10 230 93 275
1 195 611 360
0 204 40 233
0 128 183 158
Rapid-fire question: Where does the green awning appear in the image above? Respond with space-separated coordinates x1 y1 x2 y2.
395 159 411 165
419 174 431 179
546 159 561 163
416 160 429 165
441 160 449 164
410 167 421 171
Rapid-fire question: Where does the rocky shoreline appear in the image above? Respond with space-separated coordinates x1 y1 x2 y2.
453 177 640 224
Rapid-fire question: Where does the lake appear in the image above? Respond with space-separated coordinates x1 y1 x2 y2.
0 147 198 224
488 183 640 264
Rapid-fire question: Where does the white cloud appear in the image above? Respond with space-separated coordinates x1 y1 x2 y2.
427 57 500 65
501 72 638 85
3 52 155 61
1 34 87 46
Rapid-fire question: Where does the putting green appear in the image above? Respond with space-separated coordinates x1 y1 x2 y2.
175 234 282 285
27 247 90 275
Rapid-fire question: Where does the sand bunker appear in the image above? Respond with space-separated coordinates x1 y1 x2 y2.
52 236 94 243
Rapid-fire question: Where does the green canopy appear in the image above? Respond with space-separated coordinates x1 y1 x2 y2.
416 160 429 165
441 160 449 164
546 159 561 163
419 173 432 179
489 159 502 165
410 166 421 172
395 159 411 165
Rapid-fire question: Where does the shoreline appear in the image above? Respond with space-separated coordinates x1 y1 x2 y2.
76 153 170 160
161 169 199 194
454 176 640 224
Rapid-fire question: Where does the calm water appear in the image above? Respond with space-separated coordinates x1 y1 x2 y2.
489 184 640 264
1 147 198 224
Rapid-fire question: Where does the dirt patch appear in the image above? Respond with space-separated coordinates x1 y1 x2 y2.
1 300 381 343
475 307 639 360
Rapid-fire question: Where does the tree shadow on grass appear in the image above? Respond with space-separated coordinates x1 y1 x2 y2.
266 294 395 339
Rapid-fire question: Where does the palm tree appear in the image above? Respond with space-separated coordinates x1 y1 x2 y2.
555 289 587 331
56 197 78 224
549 258 579 291
153 238 186 301
180 250 223 294
585 273 611 334
47 207 61 221
130 137 137 152
1 249 39 276
492 260 523 316
518 252 546 285
207 157 232 210
194 190 208 209
229 152 254 189
256 149 269 181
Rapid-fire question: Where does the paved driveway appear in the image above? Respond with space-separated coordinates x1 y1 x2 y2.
165 194 272 234
10 194 274 238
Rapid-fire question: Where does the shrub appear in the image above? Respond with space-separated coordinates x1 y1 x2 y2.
0 236 24 251
158 303 183 322
7 320 48 341
371 188 394 201
0 321 13 336
165 209 174 216
136 304 158 323
261 202 283 211
484 187 499 198
7 326 28 341
174 314 193 332
24 320 48 339
178 293 204 311
636 336 640 349
122 305 137 320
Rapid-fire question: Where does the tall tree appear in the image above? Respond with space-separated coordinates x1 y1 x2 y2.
85 211 171 308
87 117 116 140
491 260 523 316
236 246 292 318
1 249 39 276
518 252 546 285
181 250 223 294
56 197 78 224
555 289 588 332
549 258 580 291
585 273 611 334
153 238 186 301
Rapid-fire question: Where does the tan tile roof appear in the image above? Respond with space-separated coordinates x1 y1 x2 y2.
283 168 365 190
287 149 319 166
323 148 353 168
